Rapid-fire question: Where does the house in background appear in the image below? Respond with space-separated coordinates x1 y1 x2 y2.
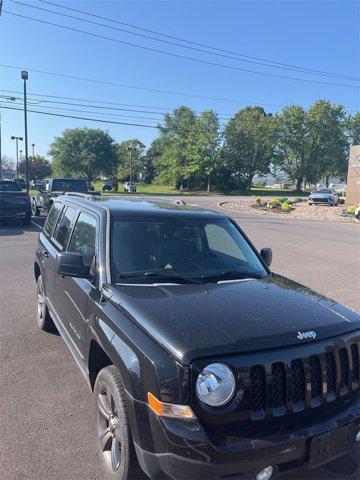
346 146 360 204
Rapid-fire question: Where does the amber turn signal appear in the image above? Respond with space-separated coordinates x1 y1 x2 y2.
147 392 196 419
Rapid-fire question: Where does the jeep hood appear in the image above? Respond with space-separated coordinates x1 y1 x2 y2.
109 274 360 363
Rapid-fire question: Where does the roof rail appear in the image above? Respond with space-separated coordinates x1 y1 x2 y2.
63 191 101 201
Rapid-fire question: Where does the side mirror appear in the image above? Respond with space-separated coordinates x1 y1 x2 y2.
56 252 91 278
260 247 273 267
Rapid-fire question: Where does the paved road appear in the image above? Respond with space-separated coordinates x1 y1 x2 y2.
0 200 359 480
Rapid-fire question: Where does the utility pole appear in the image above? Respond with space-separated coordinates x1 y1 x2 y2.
31 143 35 156
11 135 23 180
22 70 30 193
128 146 135 184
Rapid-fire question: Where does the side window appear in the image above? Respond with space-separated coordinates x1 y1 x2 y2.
43 203 62 237
205 224 245 261
52 206 77 250
68 212 97 266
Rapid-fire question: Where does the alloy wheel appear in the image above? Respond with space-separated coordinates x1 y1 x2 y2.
97 386 122 471
37 280 45 325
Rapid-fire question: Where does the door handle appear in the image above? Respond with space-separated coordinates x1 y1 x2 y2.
42 250 49 258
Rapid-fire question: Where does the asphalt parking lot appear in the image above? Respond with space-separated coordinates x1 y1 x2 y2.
0 200 359 480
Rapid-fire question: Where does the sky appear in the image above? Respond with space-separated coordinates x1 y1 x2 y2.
1 0 359 162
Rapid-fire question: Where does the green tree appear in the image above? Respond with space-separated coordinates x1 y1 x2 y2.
185 110 221 191
154 106 197 187
143 138 164 184
49 128 118 182
18 155 52 180
117 139 146 181
347 112 360 145
307 100 348 184
222 107 278 190
274 105 311 192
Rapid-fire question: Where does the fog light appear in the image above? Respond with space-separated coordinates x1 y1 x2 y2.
256 466 273 480
356 431 360 442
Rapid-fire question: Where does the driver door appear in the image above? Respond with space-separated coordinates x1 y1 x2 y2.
56 211 98 358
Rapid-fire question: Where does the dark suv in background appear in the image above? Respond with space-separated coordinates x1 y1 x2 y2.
34 193 360 480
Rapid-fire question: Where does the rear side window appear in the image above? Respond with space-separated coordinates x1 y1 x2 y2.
43 203 62 237
68 212 97 266
52 205 77 250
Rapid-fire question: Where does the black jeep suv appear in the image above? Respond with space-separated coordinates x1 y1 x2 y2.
34 193 360 480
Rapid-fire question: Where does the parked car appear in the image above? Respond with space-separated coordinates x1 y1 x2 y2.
34 194 360 480
308 188 339 205
123 181 136 192
31 177 89 216
0 180 31 224
102 179 118 192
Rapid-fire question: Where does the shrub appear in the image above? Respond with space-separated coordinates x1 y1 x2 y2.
338 198 345 205
346 205 356 214
269 198 281 207
294 197 303 203
255 198 263 206
281 202 293 212
279 197 288 203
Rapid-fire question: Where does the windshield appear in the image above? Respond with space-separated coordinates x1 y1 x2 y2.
52 179 87 192
0 181 21 192
314 188 332 194
111 217 267 284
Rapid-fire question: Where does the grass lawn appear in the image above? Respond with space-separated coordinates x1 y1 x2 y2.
92 182 187 196
29 183 309 198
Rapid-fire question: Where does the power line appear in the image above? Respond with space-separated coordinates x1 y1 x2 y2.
0 66 287 106
0 100 165 121
0 105 159 128
0 92 233 118
0 98 232 122
9 0 359 82
0 88 283 110
36 0 359 82
3 10 358 89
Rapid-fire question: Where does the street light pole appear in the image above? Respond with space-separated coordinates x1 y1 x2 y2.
11 135 23 180
21 70 29 193
31 143 35 156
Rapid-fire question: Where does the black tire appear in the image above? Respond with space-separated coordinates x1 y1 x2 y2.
36 275 54 331
94 366 143 480
22 213 31 225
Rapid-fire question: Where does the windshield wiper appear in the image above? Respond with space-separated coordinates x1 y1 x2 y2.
201 270 264 282
117 269 201 285
144 270 202 285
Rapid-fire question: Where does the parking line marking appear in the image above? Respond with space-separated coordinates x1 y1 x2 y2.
31 220 43 230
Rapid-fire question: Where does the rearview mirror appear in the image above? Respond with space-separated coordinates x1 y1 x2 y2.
56 252 91 278
260 247 273 267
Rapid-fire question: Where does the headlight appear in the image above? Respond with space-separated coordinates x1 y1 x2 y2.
196 363 235 407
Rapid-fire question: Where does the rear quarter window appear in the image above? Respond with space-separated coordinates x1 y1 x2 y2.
52 205 77 250
43 203 62 237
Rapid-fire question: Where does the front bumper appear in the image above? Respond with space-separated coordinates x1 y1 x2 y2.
127 394 359 479
309 198 332 205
